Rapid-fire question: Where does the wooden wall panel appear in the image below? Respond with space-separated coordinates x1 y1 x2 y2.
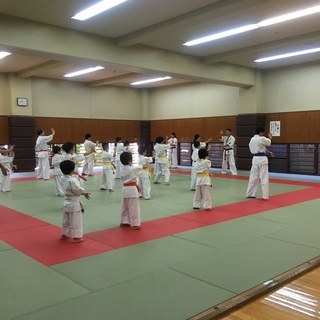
0 116 9 144
151 116 236 142
266 111 320 143
34 117 140 143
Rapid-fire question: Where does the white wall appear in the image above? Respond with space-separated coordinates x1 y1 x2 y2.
149 83 239 120
0 73 11 115
262 62 320 113
31 78 143 120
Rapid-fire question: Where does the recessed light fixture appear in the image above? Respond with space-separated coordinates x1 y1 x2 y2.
130 76 172 86
64 66 104 78
72 0 127 21
254 48 320 62
0 51 12 59
183 4 320 46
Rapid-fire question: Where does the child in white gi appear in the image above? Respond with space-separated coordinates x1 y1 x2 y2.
120 152 143 230
0 147 16 192
60 160 91 243
51 146 64 196
153 136 170 185
168 132 178 168
114 137 125 179
138 145 154 200
192 134 212 151
193 148 213 211
100 142 115 192
35 128 55 180
82 133 98 176
190 141 200 190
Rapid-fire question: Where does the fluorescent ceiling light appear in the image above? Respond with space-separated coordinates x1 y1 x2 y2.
257 5 320 27
254 48 320 62
0 51 11 59
72 0 127 21
131 76 172 86
64 66 104 77
184 4 320 46
183 24 258 46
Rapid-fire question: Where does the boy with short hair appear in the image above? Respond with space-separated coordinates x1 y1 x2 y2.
60 160 91 243
193 148 213 211
82 133 98 176
100 142 115 192
51 146 64 196
138 145 154 200
119 152 143 230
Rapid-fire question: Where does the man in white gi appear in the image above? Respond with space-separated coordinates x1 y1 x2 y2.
35 128 55 180
246 126 275 200
168 132 178 168
82 133 98 176
219 128 237 175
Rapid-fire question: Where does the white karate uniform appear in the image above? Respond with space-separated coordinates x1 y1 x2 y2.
61 175 85 238
193 158 212 210
35 134 54 180
192 141 206 151
190 148 199 190
168 137 178 168
61 153 85 173
220 135 237 175
246 135 272 200
0 155 13 192
82 139 96 175
51 154 64 196
153 143 170 184
100 151 115 190
138 155 153 199
115 143 126 179
120 165 143 227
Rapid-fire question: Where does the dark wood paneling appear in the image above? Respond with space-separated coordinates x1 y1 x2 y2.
9 127 35 138
0 116 9 144
9 116 35 127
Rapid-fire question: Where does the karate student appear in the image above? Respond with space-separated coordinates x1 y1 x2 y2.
119 152 144 230
246 127 275 200
60 160 91 243
114 137 126 179
153 136 170 186
138 145 154 200
168 132 178 168
35 128 55 180
82 133 98 176
219 128 238 175
192 134 212 151
51 146 64 196
0 147 16 192
100 142 115 192
190 141 200 190
193 148 213 211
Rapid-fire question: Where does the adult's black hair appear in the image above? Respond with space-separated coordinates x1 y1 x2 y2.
52 146 61 154
60 160 75 175
85 133 91 139
226 128 232 132
171 132 176 137
120 151 132 165
123 140 130 147
193 134 200 142
155 136 164 144
37 129 43 136
256 126 265 135
62 142 74 154
198 148 208 159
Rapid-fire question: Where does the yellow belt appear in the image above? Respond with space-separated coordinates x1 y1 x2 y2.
197 173 209 177
103 162 112 166
143 167 154 181
159 155 168 165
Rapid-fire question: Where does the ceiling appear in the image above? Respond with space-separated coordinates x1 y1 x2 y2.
1 0 320 88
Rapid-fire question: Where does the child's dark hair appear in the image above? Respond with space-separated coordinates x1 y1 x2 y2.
52 146 61 154
155 136 164 144
85 133 91 139
60 160 75 175
102 142 109 150
115 137 122 146
256 126 265 134
123 140 130 147
120 152 132 165
193 141 200 148
37 129 43 136
193 134 200 142
138 145 146 155
198 148 208 159
62 142 74 153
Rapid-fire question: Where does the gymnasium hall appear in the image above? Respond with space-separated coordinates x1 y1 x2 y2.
1 1 320 319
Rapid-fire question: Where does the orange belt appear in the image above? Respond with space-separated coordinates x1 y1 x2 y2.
123 182 141 193
73 171 87 181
